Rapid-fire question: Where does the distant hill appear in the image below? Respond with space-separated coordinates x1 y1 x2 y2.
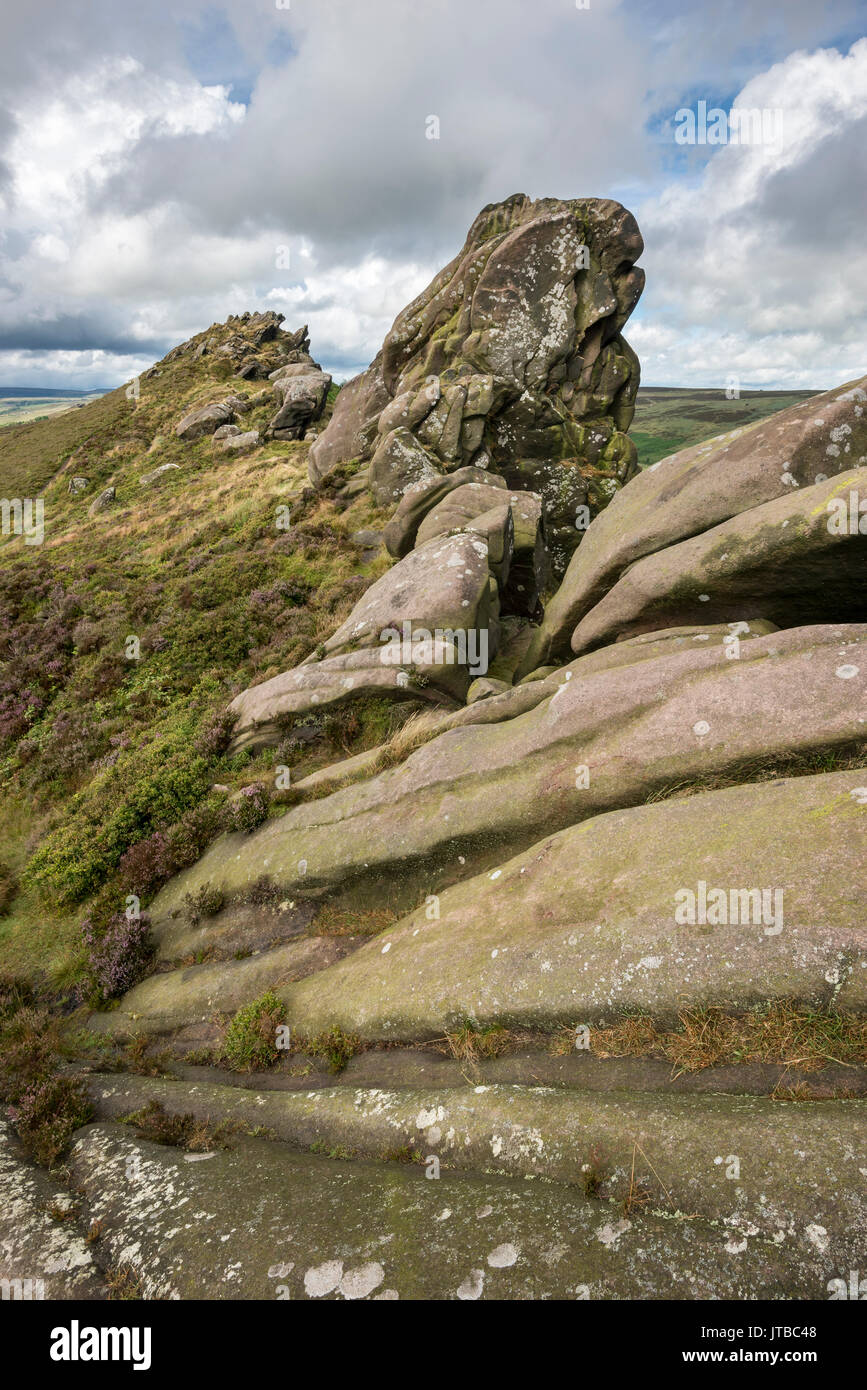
630 386 821 468
0 387 112 431
0 387 112 398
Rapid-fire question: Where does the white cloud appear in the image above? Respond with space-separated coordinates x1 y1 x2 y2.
635 38 867 386
0 2 863 390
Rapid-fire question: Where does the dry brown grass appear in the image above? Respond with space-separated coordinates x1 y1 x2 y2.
645 743 867 805
551 1004 867 1075
440 1022 511 1063
312 904 399 937
368 707 453 772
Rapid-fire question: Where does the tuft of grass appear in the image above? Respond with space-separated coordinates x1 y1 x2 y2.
105 1263 147 1301
221 990 286 1072
121 1036 171 1076
580 1144 606 1198
312 904 398 938
552 1003 867 1075
309 1139 356 1160
302 1025 361 1074
442 1022 510 1064
384 1144 424 1164
122 1098 236 1151
368 707 450 773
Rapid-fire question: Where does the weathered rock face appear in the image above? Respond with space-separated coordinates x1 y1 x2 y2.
67 1121 847 1300
267 367 332 442
522 375 867 670
219 429 261 456
570 467 867 654
157 623 867 912
281 767 867 1037
309 193 644 574
175 400 236 441
0 1122 107 1300
383 465 508 558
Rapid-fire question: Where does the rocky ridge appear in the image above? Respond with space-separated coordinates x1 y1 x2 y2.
3 195 865 1302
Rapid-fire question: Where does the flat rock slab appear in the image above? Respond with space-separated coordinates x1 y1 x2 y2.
81 1077 867 1275
151 624 867 918
154 898 318 963
280 766 867 1036
102 765 867 1041
93 936 364 1037
0 1121 107 1300
66 1120 848 1299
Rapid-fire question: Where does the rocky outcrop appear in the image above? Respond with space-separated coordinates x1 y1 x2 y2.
161 311 313 382
220 197 647 744
77 224 867 1302
219 429 261 456
520 376 867 671
309 194 644 574
151 623 867 913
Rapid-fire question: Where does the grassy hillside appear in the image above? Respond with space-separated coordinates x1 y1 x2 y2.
0 320 398 987
630 386 820 468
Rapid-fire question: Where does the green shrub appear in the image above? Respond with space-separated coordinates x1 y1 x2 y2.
222 991 286 1072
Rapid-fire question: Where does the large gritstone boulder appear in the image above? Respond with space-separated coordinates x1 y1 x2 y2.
227 530 503 751
309 193 645 575
267 367 332 441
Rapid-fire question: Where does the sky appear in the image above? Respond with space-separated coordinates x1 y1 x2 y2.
0 0 864 391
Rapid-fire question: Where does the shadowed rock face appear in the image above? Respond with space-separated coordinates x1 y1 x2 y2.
570 467 867 654
520 375 867 671
309 193 644 574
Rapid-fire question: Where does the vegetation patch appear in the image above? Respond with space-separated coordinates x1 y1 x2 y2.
552 1003 867 1074
0 986 92 1166
441 1022 510 1063
301 1025 361 1074
122 1098 236 1151
221 990 286 1072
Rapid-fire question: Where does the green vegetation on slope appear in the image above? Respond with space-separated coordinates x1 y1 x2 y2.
0 321 401 987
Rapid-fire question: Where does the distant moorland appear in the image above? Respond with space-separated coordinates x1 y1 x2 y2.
630 386 821 467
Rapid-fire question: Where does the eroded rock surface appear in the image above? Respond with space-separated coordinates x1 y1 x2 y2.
64 1121 848 1299
310 193 644 573
0 1121 107 1300
153 624 867 913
